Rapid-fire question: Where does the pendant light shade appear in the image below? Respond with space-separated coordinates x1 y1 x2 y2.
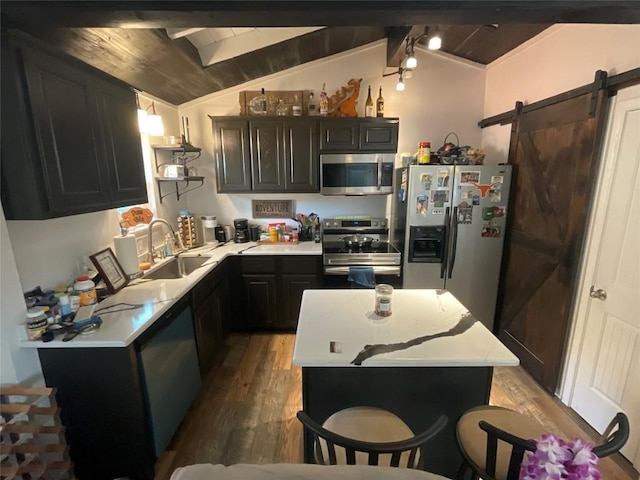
396 75 405 91
406 54 417 69
428 34 442 51
136 97 164 136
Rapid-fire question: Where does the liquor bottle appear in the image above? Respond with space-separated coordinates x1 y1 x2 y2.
365 86 374 117
319 83 329 116
308 92 318 116
376 86 384 117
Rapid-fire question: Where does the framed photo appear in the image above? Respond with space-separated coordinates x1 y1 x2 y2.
89 248 129 294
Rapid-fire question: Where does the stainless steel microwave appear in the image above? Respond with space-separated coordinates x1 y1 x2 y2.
320 153 395 195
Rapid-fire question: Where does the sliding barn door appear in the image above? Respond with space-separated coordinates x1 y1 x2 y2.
497 82 610 392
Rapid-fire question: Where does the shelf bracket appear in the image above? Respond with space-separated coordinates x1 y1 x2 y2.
155 177 205 203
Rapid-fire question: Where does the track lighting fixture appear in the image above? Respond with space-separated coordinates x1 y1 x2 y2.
405 38 417 69
383 63 407 92
428 31 442 51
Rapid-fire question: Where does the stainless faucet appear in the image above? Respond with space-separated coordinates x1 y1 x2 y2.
147 219 184 264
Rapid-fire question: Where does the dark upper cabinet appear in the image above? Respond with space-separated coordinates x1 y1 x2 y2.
359 119 400 151
213 119 252 192
320 118 399 153
94 78 148 207
319 119 359 151
212 116 319 193
284 119 319 192
250 119 285 191
0 38 147 220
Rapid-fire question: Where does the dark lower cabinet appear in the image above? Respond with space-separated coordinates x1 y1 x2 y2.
235 255 321 330
1 37 147 219
37 297 199 480
192 259 231 376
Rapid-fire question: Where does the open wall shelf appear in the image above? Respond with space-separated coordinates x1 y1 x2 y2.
155 176 205 203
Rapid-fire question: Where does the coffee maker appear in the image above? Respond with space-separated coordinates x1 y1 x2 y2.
233 218 249 243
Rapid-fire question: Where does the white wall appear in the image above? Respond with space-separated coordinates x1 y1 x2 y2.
177 40 486 228
481 24 640 164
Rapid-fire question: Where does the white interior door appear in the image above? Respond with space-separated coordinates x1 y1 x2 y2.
568 85 640 465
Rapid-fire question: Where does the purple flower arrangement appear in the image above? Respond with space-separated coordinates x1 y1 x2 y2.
520 433 601 480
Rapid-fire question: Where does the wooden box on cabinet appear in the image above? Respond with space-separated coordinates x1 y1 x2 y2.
0 37 147 220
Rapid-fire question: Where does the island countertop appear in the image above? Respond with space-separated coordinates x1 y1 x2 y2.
292 289 519 367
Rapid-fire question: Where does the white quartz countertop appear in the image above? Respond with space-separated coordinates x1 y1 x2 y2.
21 241 321 349
292 289 519 367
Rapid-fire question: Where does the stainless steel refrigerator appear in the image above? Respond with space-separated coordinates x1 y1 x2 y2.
391 164 512 330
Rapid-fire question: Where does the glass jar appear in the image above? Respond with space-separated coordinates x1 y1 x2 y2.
276 99 289 116
374 284 393 317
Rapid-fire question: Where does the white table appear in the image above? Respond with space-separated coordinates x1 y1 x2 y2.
292 289 518 478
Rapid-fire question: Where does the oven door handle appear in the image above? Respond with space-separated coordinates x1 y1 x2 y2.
324 266 402 276
377 156 383 190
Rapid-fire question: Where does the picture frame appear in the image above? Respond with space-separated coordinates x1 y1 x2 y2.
89 248 129 294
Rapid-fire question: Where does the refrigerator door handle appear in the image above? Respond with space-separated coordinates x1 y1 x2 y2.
440 207 450 279
448 206 459 278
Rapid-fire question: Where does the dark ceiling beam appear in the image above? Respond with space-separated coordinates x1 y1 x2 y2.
2 1 639 27
203 26 387 93
385 26 412 68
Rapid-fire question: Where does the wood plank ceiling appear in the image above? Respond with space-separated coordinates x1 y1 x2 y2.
2 1 638 105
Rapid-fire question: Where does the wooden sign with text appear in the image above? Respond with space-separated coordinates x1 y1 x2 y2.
252 200 294 219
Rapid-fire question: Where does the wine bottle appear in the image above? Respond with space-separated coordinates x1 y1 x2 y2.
365 86 374 117
319 83 329 116
376 86 384 117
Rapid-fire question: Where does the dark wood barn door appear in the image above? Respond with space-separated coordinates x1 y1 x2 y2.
497 84 610 392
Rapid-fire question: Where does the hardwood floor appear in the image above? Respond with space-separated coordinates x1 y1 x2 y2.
155 333 637 480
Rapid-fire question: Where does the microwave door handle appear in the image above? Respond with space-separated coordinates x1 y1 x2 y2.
440 207 450 279
448 207 459 279
377 156 382 190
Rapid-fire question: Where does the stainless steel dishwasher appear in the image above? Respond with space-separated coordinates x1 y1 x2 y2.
138 302 201 456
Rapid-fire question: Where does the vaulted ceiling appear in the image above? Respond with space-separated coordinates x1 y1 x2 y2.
2 1 638 105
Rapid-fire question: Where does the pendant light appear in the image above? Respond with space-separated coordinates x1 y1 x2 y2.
136 95 165 136
405 38 417 69
428 28 442 51
146 102 164 136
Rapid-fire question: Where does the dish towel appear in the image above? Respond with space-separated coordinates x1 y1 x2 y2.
347 267 376 289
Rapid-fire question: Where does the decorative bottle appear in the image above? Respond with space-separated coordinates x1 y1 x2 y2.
260 88 267 115
365 86 374 117
376 86 384 117
319 83 329 116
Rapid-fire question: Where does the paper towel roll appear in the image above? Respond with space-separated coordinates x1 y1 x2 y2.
114 235 140 277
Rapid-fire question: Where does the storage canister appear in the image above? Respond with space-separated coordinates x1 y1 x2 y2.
74 275 97 306
26 307 48 341
418 142 431 164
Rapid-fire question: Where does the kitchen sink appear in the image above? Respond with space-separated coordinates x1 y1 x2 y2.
144 256 210 280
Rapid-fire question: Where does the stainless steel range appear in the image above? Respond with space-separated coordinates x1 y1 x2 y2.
322 217 402 287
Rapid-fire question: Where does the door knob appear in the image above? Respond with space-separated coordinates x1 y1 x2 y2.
589 285 607 301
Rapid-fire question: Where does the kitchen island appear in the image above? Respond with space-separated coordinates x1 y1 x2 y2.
292 289 518 478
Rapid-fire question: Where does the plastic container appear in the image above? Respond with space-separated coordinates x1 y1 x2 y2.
418 142 431 164
74 276 97 306
58 293 72 316
26 307 48 341
374 284 394 317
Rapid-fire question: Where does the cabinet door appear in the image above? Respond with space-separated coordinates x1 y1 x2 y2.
320 119 359 152
283 119 319 192
281 274 319 329
94 78 148 207
359 119 399 152
242 274 279 329
213 119 251 192
21 46 112 215
193 293 219 376
250 120 285 191
214 276 232 338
